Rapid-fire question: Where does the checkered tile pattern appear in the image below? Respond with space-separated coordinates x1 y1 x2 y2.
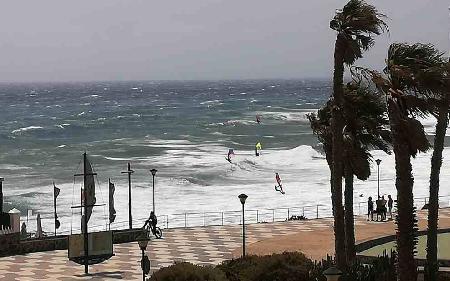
0 209 449 280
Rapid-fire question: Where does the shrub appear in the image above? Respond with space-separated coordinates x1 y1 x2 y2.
217 252 313 281
149 262 228 281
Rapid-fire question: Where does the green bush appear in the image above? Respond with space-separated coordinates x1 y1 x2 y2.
217 252 313 281
149 262 228 281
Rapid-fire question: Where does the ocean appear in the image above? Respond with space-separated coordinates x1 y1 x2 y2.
1 80 449 234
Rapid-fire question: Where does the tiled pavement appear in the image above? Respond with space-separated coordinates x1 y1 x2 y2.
0 208 449 280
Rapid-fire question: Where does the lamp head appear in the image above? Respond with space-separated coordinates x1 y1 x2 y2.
150 169 158 176
375 159 381 165
323 266 342 281
138 238 149 250
0 177 4 182
238 193 248 205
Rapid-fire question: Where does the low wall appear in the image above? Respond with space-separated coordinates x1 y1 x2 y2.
0 228 146 257
356 228 450 267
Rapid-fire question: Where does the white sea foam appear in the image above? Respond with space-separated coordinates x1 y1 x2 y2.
262 111 313 123
11 126 43 134
207 119 255 127
16 144 450 233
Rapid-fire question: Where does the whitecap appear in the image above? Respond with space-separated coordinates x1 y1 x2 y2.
11 126 43 134
200 100 222 105
57 145 66 148
77 112 85 116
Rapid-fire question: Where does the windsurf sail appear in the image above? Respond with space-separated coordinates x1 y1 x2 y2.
226 149 234 163
256 114 261 124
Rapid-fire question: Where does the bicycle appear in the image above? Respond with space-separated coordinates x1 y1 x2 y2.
144 222 162 239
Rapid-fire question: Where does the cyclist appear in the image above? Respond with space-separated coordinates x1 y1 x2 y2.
144 211 158 234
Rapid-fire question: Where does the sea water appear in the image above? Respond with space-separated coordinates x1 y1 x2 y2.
0 80 449 233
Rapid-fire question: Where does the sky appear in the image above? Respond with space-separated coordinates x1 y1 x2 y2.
0 0 448 82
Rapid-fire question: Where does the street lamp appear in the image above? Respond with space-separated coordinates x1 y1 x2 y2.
238 193 248 257
138 238 150 281
375 159 381 199
0 177 4 213
323 266 342 281
150 169 157 214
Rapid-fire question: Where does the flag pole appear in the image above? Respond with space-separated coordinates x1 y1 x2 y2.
53 182 57 237
83 152 89 275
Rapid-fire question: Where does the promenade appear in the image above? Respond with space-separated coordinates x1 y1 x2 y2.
0 208 449 280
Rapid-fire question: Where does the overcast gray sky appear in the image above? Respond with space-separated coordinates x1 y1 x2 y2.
0 0 448 82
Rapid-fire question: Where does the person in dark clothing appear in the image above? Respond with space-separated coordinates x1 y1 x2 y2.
144 211 158 233
367 197 374 221
388 195 394 220
381 195 387 221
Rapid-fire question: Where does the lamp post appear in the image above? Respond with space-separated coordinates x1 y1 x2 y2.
121 163 135 229
150 169 157 214
448 6 450 61
375 159 381 198
138 238 150 281
323 266 342 281
238 193 248 257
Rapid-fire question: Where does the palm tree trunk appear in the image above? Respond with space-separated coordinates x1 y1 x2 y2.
388 99 417 281
426 104 448 281
331 33 347 269
344 165 356 263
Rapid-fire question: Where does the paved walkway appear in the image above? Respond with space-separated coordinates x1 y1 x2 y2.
0 208 449 280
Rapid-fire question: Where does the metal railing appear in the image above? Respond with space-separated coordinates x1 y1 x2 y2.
18 194 450 236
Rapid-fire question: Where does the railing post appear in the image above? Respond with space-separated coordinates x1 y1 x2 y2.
316 205 319 219
302 207 305 217
256 210 259 223
287 208 290 220
166 215 169 229
221 212 224 226
184 213 187 228
272 209 275 222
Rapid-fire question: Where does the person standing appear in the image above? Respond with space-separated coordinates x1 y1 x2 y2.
367 197 374 221
388 195 394 220
381 195 387 221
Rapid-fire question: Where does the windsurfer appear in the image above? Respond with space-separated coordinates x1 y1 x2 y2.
275 172 285 194
255 142 262 156
226 149 234 163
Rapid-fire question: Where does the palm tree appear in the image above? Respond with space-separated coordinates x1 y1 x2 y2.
426 60 449 281
360 43 444 281
309 81 391 263
329 0 387 268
